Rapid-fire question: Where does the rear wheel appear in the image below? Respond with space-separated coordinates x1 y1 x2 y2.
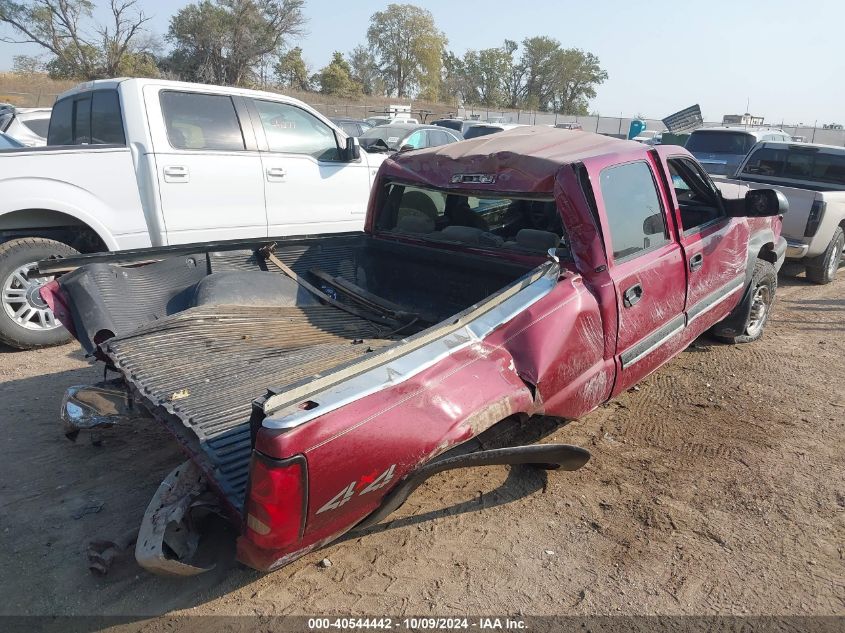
712 259 777 344
0 237 78 349
805 227 844 285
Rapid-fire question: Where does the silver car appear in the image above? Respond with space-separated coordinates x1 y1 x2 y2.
0 104 52 146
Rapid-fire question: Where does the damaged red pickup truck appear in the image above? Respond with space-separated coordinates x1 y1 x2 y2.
40 128 787 575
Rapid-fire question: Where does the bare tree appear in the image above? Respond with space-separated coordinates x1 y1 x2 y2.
0 0 153 79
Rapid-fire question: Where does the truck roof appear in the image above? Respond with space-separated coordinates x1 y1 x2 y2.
381 126 646 193
754 140 845 154
55 77 316 110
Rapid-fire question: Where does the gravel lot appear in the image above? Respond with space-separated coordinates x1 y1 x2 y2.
0 273 843 618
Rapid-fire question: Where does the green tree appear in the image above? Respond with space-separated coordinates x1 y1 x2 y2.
0 0 154 79
348 44 381 96
550 49 607 115
365 3 446 98
316 50 361 97
275 45 310 90
520 35 561 111
12 53 43 75
165 0 306 86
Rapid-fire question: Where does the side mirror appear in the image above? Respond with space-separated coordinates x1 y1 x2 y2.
344 136 361 161
745 188 788 216
642 213 665 235
724 189 788 217
399 144 415 153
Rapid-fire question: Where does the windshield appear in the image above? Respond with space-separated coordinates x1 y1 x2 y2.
740 147 845 187
686 131 756 155
375 182 570 257
359 126 410 150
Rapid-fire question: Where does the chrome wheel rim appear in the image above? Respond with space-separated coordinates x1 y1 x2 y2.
827 240 842 279
1 262 61 331
745 284 771 338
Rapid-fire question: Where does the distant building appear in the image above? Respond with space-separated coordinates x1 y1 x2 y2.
722 113 765 126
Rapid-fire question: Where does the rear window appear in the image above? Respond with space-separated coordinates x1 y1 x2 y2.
47 90 125 145
741 147 845 186
375 182 570 256
463 125 502 140
686 131 756 155
160 91 245 151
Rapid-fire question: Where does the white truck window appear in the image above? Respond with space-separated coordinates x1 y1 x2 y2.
253 100 341 161
600 161 669 261
47 90 125 146
160 91 246 152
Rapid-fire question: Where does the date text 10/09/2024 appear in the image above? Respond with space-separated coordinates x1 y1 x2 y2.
307 617 527 630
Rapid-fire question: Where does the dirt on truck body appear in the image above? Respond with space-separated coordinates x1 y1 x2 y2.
40 126 788 574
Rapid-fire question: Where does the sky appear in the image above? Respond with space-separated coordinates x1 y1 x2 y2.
1 0 842 124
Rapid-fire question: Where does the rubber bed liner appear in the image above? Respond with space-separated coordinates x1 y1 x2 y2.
105 304 393 512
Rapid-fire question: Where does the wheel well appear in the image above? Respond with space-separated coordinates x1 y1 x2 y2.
757 242 777 265
0 209 108 253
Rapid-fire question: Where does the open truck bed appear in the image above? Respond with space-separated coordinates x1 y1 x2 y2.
51 234 534 518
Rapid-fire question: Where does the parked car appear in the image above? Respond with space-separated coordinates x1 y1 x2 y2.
0 78 386 350
358 123 463 153
330 117 372 137
0 104 51 146
633 130 662 145
463 123 524 140
725 141 845 283
42 127 786 575
364 116 419 127
686 127 792 177
554 122 583 130
0 131 24 149
430 118 465 133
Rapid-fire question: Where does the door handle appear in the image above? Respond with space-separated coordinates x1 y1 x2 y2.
689 253 704 272
266 167 287 181
163 165 189 183
623 283 644 308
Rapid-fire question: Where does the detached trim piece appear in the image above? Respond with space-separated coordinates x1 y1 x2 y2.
620 314 685 369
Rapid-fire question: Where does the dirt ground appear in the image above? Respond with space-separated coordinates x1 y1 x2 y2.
1 273 843 619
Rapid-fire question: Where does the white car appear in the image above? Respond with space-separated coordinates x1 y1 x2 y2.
0 78 386 349
0 105 51 146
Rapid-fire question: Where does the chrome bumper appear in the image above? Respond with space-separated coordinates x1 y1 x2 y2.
785 240 809 259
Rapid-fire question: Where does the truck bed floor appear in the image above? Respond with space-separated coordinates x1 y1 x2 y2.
104 304 393 512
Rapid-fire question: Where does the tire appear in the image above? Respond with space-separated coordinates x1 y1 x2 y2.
805 227 844 285
712 259 777 344
0 237 79 349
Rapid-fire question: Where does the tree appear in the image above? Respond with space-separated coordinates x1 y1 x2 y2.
520 36 560 111
316 51 361 97
275 45 310 90
550 49 607 115
165 0 306 86
348 44 381 95
12 53 44 75
365 3 446 98
455 44 512 107
0 0 154 79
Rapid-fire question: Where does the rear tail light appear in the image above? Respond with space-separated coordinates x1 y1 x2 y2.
244 453 307 550
805 199 826 237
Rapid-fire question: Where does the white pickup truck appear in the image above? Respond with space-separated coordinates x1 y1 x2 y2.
0 78 385 348
726 141 845 284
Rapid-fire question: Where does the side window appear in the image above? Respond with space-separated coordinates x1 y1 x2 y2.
405 130 425 149
599 161 669 261
47 98 73 145
254 100 340 160
160 91 245 151
429 129 451 146
668 158 724 232
91 91 125 144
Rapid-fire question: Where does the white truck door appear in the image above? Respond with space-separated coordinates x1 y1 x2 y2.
248 98 370 236
148 87 267 244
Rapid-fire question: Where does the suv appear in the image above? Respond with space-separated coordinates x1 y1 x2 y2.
686 127 791 177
